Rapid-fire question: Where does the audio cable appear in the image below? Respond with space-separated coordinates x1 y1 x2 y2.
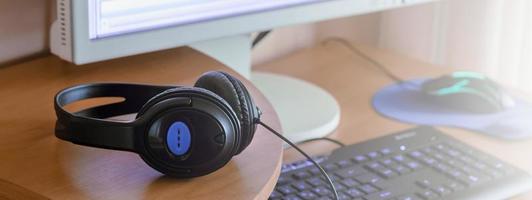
256 120 339 200
295 137 346 147
252 30 272 48
323 37 420 90
323 37 406 84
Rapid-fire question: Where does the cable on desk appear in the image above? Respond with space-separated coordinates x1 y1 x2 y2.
256 120 339 200
252 30 272 49
295 137 346 147
323 37 408 85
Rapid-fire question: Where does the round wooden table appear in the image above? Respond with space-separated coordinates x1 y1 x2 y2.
0 47 283 200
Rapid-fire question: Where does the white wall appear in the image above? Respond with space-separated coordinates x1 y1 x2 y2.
0 0 49 66
377 0 504 70
377 0 532 91
378 3 440 64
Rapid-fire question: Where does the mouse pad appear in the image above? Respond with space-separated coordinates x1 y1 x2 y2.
372 79 532 140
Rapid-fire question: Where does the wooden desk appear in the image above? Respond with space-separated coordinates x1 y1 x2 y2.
256 42 532 199
0 48 283 200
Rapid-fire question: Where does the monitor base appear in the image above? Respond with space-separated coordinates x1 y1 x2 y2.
251 72 340 144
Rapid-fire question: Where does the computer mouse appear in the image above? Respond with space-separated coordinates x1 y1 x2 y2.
421 71 515 113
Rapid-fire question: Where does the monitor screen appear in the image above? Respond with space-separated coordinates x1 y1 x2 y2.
88 0 327 39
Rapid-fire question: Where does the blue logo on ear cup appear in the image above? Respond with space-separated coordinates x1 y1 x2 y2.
166 122 191 156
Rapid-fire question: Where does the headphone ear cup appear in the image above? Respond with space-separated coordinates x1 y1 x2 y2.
134 86 243 177
195 71 258 154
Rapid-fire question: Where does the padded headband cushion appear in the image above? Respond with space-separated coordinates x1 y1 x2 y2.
194 71 256 154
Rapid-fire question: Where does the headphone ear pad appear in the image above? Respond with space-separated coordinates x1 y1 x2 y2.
195 71 257 154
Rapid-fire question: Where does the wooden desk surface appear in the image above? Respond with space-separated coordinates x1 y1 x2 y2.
0 47 283 200
257 42 532 199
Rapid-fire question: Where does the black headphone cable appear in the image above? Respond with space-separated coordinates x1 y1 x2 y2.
295 137 346 147
255 120 339 200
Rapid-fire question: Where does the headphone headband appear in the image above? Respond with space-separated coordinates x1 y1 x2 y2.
54 83 176 151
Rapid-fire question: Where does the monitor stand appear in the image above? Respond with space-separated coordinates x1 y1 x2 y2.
190 35 340 144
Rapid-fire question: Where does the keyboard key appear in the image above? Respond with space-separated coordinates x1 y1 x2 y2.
472 162 488 170
270 191 282 199
335 166 366 179
338 192 353 200
316 196 333 200
405 161 422 170
329 174 342 182
341 178 359 187
293 171 311 180
292 181 312 191
446 182 465 192
364 190 394 200
306 177 324 187
345 188 364 198
446 159 463 169
312 186 332 196
297 191 318 200
449 172 473 186
418 190 439 199
374 167 398 179
308 168 320 175
446 149 461 157
353 155 369 163
446 169 464 179
416 179 433 188
359 184 378 194
396 194 421 200
421 157 437 166
380 159 395 167
367 151 381 159
434 143 447 150
324 163 339 171
332 182 345 191
283 194 302 200
434 163 451 173
277 185 297 195
432 153 448 161
408 151 424 159
380 148 393 155
366 162 384 170
354 173 381 184
393 155 406 162
431 185 451 196
392 164 411 175
336 159 353 168
458 155 474 163
464 174 488 186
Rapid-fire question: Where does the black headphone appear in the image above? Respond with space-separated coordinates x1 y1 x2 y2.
54 71 261 178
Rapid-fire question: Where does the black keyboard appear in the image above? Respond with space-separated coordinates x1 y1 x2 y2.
270 127 532 200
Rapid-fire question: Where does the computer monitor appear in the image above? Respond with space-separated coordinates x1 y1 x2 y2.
50 0 433 66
